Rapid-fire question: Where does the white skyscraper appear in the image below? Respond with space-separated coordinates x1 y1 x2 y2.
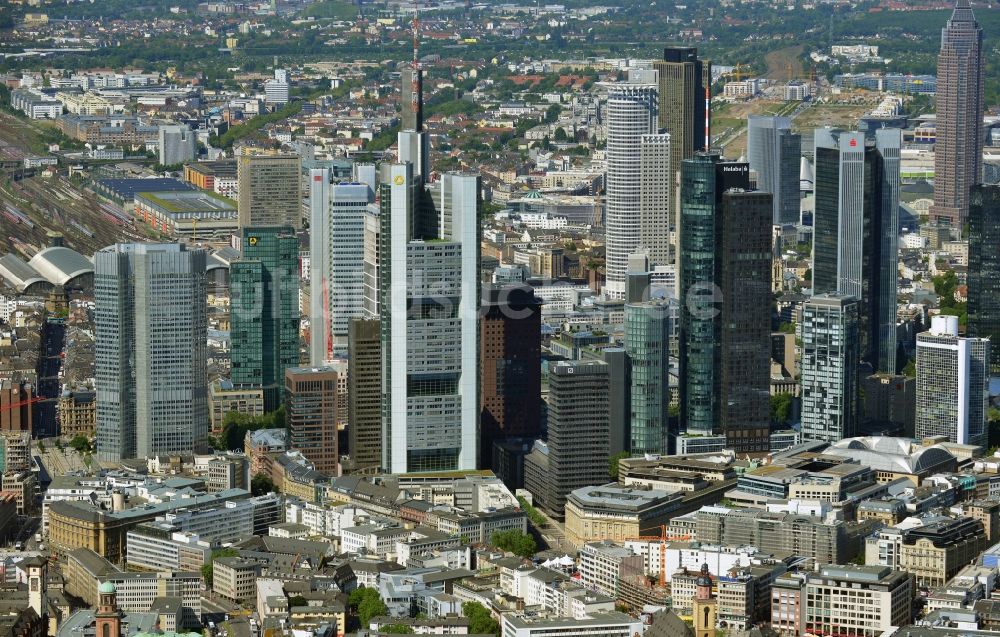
800 294 860 443
380 164 480 473
605 85 658 299
309 168 372 363
915 315 990 446
747 116 802 225
639 132 672 266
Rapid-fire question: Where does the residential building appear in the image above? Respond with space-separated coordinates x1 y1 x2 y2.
94 244 208 461
812 128 901 373
230 226 300 411
747 116 802 225
244 428 287 477
347 319 381 473
915 315 990 447
968 184 1000 372
480 284 542 466
578 541 645 599
285 366 339 475
57 388 96 437
379 166 480 473
236 150 302 229
800 294 860 443
309 173 371 361
678 154 772 451
930 0 984 227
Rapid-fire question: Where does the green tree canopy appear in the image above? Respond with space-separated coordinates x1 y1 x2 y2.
490 530 537 558
251 473 275 496
608 451 630 480
349 587 388 627
462 602 499 636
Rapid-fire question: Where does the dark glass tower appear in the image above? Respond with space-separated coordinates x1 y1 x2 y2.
480 284 542 466
812 128 901 374
968 184 1000 372
231 226 300 411
678 153 772 452
930 0 984 227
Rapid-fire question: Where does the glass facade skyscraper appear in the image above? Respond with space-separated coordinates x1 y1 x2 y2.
800 294 860 443
968 184 1000 373
230 226 300 411
380 164 480 474
747 116 802 225
94 243 208 461
678 153 772 452
624 299 672 454
812 128 900 373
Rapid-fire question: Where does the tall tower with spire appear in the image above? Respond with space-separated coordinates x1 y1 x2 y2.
692 563 717 637
930 0 984 227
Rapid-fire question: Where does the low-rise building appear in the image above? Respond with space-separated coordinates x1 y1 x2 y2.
500 611 643 637
804 565 913 637
898 517 987 588
564 484 683 547
210 379 265 435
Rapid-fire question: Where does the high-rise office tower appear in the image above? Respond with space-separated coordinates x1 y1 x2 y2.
930 0 984 227
230 226 300 411
285 366 339 474
747 116 802 225
379 165 480 473
236 149 302 229
480 284 542 466
653 47 711 258
348 318 381 473
640 133 672 266
624 299 672 454
95 244 208 461
812 128 901 373
967 185 1000 373
525 361 610 518
158 125 197 166
800 294 860 443
362 204 381 318
604 85 658 299
309 170 371 362
915 315 990 447
401 66 424 132
678 154 772 452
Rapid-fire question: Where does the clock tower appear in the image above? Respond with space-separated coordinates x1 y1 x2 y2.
94 582 122 637
692 563 717 637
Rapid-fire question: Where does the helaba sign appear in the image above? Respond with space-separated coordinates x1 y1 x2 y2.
721 164 747 173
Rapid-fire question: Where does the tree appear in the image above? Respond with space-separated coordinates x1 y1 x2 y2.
490 530 537 558
770 393 793 425
608 451 630 480
553 127 567 141
251 473 274 496
201 562 214 587
381 625 415 634
69 434 92 453
902 358 916 378
350 587 387 626
462 602 499 636
545 103 561 123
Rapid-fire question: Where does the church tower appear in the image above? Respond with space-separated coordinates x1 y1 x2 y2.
23 555 47 620
94 582 122 637
692 563 717 637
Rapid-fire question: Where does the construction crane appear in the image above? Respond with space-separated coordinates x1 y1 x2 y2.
625 525 691 588
1 396 44 412
721 63 751 83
